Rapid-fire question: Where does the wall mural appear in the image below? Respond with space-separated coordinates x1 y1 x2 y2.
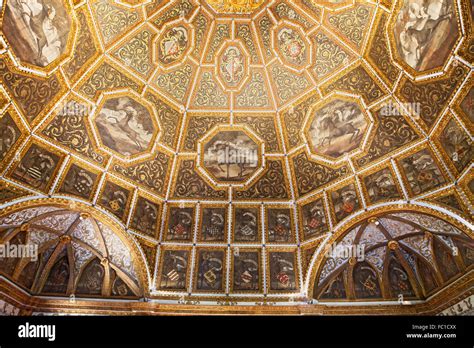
0 0 472 314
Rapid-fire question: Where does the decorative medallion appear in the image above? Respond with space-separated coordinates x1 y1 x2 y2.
232 250 261 292
0 0 472 313
218 45 247 89
157 25 190 66
275 25 309 69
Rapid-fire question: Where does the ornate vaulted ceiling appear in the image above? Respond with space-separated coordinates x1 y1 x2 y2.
0 0 473 315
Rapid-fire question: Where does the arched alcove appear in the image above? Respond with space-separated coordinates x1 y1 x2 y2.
0 200 146 299
310 206 474 302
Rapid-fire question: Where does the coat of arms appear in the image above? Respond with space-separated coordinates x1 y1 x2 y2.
159 26 188 64
220 46 245 87
278 28 306 66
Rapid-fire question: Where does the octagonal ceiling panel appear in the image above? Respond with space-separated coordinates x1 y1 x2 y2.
0 0 472 313
390 0 460 75
2 0 76 72
305 96 372 162
92 92 159 159
199 126 263 186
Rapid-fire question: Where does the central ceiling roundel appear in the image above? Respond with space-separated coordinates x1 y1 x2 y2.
205 0 267 14
0 0 472 310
